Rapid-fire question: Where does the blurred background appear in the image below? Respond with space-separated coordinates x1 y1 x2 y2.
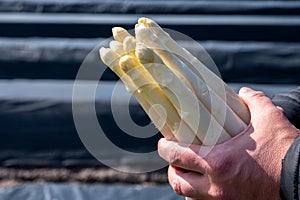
0 0 299 199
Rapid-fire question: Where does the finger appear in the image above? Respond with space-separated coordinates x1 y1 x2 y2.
158 138 211 174
239 87 274 111
238 87 277 119
168 165 210 198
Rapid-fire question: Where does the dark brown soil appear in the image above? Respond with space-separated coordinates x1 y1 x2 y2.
0 167 168 187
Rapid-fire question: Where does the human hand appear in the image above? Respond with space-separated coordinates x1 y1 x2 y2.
158 87 300 200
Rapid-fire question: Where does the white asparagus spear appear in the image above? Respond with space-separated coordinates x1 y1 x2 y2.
138 17 250 125
119 55 201 144
112 27 131 43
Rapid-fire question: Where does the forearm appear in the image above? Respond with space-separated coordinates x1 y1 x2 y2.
273 86 300 129
280 135 300 200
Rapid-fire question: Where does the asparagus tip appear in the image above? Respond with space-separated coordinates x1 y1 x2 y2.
112 27 131 42
135 26 156 43
138 17 156 27
109 40 124 56
119 55 139 73
99 47 119 67
99 47 109 64
123 36 136 54
138 17 148 26
135 43 155 64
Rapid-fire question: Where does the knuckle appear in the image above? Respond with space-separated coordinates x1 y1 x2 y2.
248 90 265 98
168 166 194 197
208 186 231 200
261 106 281 120
209 154 233 177
157 139 164 152
169 150 181 165
170 178 194 197
170 178 184 196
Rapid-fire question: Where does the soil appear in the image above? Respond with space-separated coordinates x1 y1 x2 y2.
0 167 168 187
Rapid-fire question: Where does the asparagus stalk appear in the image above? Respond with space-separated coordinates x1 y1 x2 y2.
119 55 201 144
138 18 250 125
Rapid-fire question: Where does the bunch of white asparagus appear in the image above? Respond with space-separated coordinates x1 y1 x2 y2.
100 17 250 145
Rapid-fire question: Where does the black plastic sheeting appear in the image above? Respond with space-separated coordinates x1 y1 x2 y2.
0 38 299 83
0 183 183 200
0 79 298 168
0 13 300 42
0 80 164 168
0 0 300 15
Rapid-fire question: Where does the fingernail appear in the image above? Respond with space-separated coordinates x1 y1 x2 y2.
239 87 251 95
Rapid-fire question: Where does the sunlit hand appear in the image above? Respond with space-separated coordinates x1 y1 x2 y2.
158 87 299 200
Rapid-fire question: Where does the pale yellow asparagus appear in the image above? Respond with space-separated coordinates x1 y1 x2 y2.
99 47 174 140
135 42 231 144
135 26 247 136
119 55 201 144
138 18 250 125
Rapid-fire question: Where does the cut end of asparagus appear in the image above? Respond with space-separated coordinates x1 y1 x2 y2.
112 27 131 42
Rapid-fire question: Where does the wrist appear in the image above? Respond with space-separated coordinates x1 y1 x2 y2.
280 134 300 200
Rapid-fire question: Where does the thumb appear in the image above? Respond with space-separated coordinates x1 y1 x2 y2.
238 87 276 120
